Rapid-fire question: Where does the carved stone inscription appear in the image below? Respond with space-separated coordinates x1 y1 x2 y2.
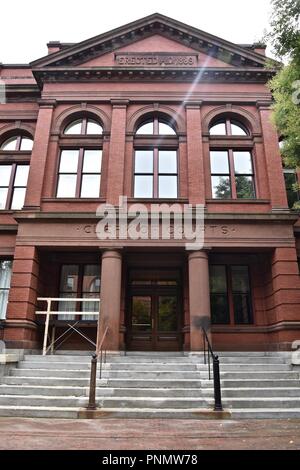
115 53 198 67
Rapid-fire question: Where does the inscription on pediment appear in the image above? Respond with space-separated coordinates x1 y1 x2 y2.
115 52 198 67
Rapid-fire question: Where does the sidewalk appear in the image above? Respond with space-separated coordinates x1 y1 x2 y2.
0 418 299 450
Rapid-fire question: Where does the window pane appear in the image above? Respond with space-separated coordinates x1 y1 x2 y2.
211 176 231 198
134 175 153 198
57 175 77 198
14 165 29 186
159 151 177 174
210 151 229 174
86 120 103 135
64 120 83 134
284 172 299 208
59 150 79 173
233 294 252 324
11 188 26 210
235 176 255 198
20 137 33 151
80 175 101 197
82 265 100 293
233 151 253 174
0 166 12 185
0 188 8 209
83 150 102 173
209 122 226 135
135 151 153 173
211 294 230 324
159 175 178 198
158 296 177 331
60 265 79 292
231 122 247 136
0 261 12 288
132 296 151 331
231 266 250 293
1 137 18 150
136 121 154 135
158 121 176 135
210 265 227 293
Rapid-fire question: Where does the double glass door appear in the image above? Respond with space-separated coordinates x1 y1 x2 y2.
127 284 181 351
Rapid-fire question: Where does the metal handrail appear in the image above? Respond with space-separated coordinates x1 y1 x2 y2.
202 327 223 412
87 326 109 410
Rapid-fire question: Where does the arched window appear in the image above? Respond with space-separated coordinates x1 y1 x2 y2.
208 116 255 200
0 134 33 210
133 116 178 198
57 117 103 198
209 119 248 136
64 118 103 135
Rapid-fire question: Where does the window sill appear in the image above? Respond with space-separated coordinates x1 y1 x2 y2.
206 199 270 204
42 198 106 203
127 198 189 203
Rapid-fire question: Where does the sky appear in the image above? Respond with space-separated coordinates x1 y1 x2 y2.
0 0 275 63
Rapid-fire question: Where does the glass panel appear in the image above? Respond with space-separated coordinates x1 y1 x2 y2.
231 266 250 293
20 137 33 151
210 151 229 174
135 151 153 173
210 265 227 293
82 265 100 320
158 121 176 135
0 261 12 319
235 176 255 198
136 121 154 135
58 293 77 321
14 165 29 186
132 296 151 331
233 151 253 174
134 175 153 198
59 150 79 173
159 151 177 174
284 172 299 208
211 176 231 198
1 137 18 150
83 150 102 173
211 294 230 324
231 122 247 136
81 175 101 197
0 166 12 186
86 120 103 135
64 120 83 135
57 175 77 198
11 188 26 210
158 175 178 198
209 122 226 135
233 294 252 324
60 265 79 292
0 188 8 209
158 296 177 331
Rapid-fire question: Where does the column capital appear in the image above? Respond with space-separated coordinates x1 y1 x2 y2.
188 249 211 261
101 249 123 261
256 100 272 110
37 99 57 109
184 101 203 110
110 99 129 108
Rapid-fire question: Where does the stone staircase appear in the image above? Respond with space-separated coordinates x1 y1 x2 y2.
0 351 299 418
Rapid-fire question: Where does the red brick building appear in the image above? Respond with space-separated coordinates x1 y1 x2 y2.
0 13 299 354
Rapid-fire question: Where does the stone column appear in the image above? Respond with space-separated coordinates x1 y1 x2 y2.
24 99 56 210
106 100 128 205
185 102 205 205
188 250 211 351
257 101 288 210
97 250 122 352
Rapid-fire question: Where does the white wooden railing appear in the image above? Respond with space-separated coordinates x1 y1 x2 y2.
36 297 100 355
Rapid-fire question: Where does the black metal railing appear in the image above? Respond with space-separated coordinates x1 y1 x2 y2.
87 326 108 410
202 327 223 412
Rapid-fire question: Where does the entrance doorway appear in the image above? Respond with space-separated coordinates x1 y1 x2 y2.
126 269 182 351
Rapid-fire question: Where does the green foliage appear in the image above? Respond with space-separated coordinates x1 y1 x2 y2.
267 0 300 61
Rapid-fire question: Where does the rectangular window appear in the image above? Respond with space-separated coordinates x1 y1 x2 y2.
0 164 29 210
57 149 102 198
231 265 253 324
134 149 178 199
284 170 299 208
209 265 230 324
210 149 255 199
0 260 12 320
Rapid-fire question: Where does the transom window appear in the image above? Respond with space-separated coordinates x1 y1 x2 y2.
134 150 178 198
64 118 103 135
209 119 248 136
136 118 176 136
0 136 33 151
210 150 255 199
210 265 253 324
0 260 12 320
57 149 102 198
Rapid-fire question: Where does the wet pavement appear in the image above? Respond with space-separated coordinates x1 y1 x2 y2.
0 418 299 450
